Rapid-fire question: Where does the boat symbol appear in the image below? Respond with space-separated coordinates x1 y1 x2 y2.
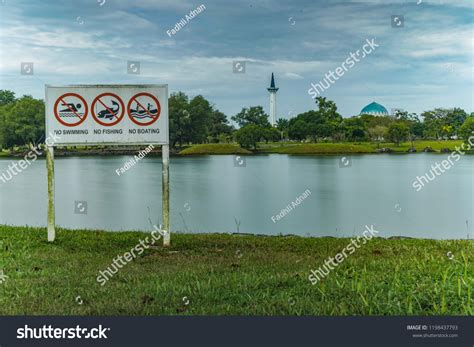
130 102 158 119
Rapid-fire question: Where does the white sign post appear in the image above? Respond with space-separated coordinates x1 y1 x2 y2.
45 84 170 246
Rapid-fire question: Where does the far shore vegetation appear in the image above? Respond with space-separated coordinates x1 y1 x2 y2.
178 140 468 155
0 89 473 157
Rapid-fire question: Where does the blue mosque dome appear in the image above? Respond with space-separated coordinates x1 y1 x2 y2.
360 102 389 116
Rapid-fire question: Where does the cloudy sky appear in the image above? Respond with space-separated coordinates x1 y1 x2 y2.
0 0 472 119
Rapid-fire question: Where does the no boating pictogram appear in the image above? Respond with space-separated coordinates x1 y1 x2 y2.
54 93 88 127
127 92 161 126
91 92 125 126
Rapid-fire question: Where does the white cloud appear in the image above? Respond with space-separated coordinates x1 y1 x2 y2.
402 28 473 58
113 0 194 10
0 0 471 117
284 72 304 80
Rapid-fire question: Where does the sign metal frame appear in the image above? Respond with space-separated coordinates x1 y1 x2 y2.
44 84 170 246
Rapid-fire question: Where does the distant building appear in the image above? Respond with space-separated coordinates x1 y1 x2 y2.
360 102 389 116
267 72 279 126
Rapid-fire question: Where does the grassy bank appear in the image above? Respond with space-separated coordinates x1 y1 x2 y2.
177 140 465 155
256 140 465 154
179 143 251 155
1 140 466 157
259 143 374 154
0 225 472 315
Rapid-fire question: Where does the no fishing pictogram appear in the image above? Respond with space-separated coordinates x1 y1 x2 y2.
91 92 125 126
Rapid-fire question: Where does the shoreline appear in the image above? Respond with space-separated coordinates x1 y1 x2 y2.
0 224 470 241
0 140 470 158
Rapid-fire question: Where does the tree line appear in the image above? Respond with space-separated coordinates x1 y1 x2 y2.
235 98 474 149
0 89 473 150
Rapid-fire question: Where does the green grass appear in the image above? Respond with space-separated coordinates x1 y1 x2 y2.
0 225 472 315
259 143 375 154
1 140 466 157
381 140 464 152
176 140 465 156
258 140 464 154
179 143 252 155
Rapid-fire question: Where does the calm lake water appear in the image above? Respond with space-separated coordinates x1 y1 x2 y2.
0 154 472 239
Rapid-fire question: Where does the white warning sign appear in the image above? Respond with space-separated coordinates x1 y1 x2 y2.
45 85 168 145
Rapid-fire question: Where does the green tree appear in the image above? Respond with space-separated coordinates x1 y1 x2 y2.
441 124 453 139
232 106 271 128
459 117 474 143
208 110 233 142
343 117 366 141
289 111 333 142
367 125 388 148
168 92 191 147
0 90 18 148
422 108 466 140
0 90 16 106
393 109 412 121
290 111 317 141
445 108 467 136
313 97 343 141
168 92 231 147
235 124 263 150
410 121 425 139
275 118 289 140
0 95 45 149
288 120 309 141
332 122 347 142
217 133 232 144
387 122 409 146
367 115 393 128
275 118 289 132
422 109 445 139
315 97 341 123
188 95 214 144
262 127 280 143
286 97 342 142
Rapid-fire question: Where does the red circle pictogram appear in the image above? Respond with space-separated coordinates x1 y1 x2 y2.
127 92 161 126
53 93 88 127
91 92 125 126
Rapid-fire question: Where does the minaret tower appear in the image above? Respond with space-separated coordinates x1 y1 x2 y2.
267 72 278 126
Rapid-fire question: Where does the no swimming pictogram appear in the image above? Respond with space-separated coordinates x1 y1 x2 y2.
127 92 161 126
53 93 88 127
